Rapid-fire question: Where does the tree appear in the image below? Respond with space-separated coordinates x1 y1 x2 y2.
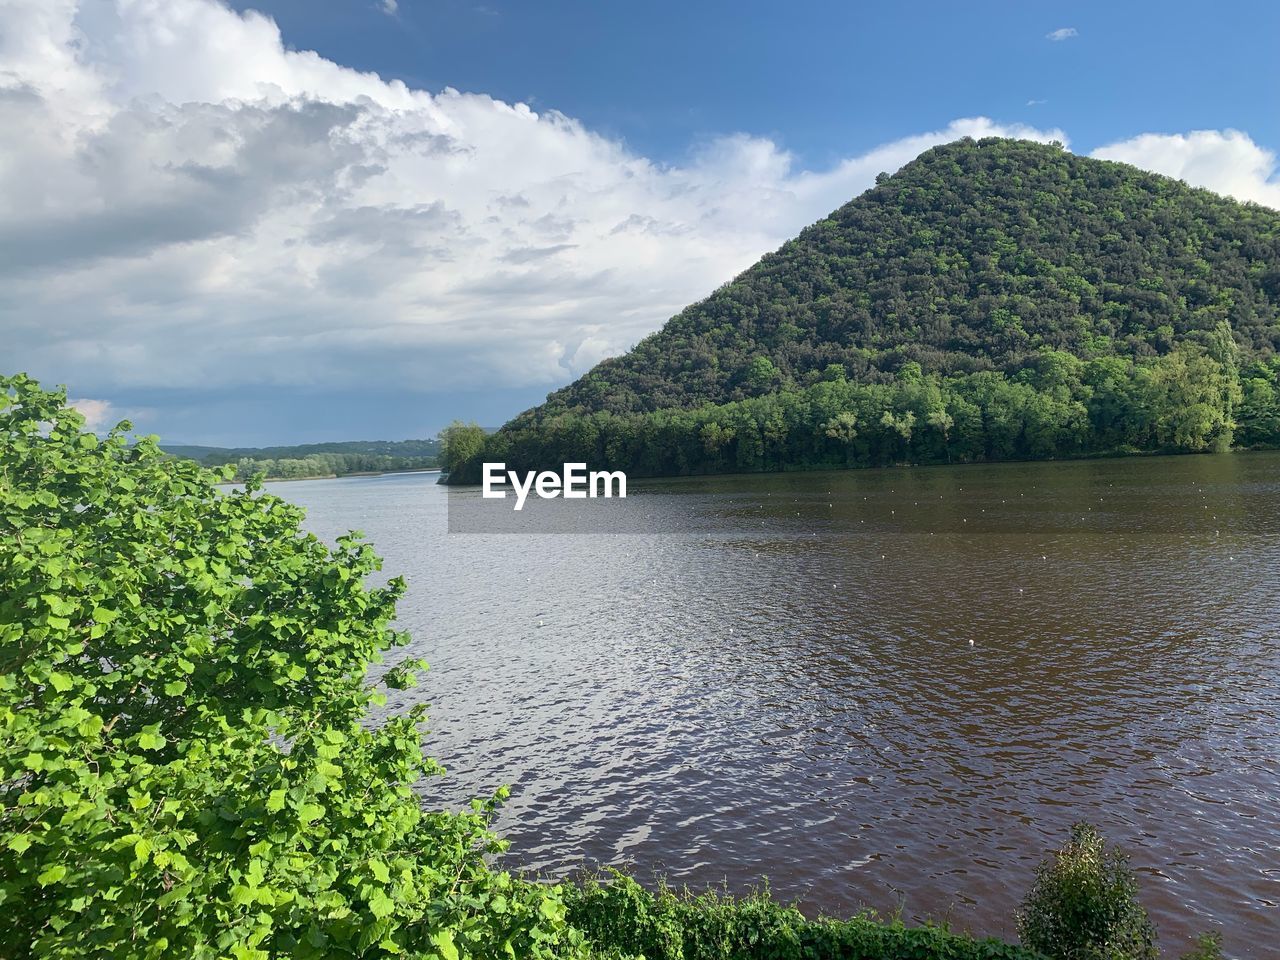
879 409 916 460
823 412 859 444
0 375 584 960
743 356 779 393
1018 823 1157 960
925 408 955 461
438 421 487 475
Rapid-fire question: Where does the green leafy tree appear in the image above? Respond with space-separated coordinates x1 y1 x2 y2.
438 421 488 476
822 412 859 443
0 375 584 960
1017 823 1157 960
743 356 779 393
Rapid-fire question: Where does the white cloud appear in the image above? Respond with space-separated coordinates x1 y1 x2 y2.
1046 27 1078 41
380 0 398 16
0 0 1273 427
0 0 1067 403
67 397 117 432
1091 129 1280 209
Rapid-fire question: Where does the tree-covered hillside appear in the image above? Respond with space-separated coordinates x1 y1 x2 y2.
526 137 1280 421
450 138 1280 481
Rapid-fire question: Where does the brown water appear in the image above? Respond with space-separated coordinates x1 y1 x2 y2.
284 452 1280 956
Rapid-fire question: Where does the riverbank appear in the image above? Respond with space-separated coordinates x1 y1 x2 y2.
245 466 442 483
6 378 1245 959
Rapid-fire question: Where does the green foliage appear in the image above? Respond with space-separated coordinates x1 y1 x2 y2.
438 422 489 475
0 374 583 959
1178 933 1224 960
0 375 1224 960
565 873 1044 960
162 441 441 482
162 439 442 467
535 138 1279 418
447 346 1276 483
1017 824 1158 960
227 452 438 482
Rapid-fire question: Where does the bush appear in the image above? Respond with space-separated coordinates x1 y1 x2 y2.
1017 823 1158 960
566 872 1044 960
1179 932 1224 960
0 375 585 959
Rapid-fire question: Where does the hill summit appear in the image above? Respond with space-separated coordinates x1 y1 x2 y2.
449 137 1280 480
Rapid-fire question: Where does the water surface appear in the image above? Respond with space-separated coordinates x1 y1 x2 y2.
283 453 1280 955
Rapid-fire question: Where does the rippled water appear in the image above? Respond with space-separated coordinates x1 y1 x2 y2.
282 452 1280 955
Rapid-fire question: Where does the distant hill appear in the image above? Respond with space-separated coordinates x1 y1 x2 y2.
163 439 442 481
450 137 1280 481
163 439 442 464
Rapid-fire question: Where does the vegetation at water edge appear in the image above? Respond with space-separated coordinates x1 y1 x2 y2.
162 439 442 481
0 374 1228 958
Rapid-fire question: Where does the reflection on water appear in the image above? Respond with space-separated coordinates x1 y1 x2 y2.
283 452 1280 956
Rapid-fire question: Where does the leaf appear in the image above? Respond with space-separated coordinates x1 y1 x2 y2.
137 731 166 751
430 929 459 960
37 865 67 886
298 803 324 824
368 891 395 919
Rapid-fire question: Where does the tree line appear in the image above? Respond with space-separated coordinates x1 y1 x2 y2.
447 342 1280 483
227 451 438 481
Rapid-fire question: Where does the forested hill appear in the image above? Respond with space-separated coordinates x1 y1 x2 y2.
529 138 1280 420
448 137 1280 481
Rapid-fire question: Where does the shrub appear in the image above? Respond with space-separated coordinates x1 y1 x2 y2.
1179 932 1224 960
0 375 585 959
1017 823 1158 960
566 872 1044 960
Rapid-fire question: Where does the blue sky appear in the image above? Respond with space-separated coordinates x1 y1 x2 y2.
236 1 1279 164
3 0 1279 445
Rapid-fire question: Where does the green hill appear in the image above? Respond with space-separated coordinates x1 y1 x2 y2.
450 137 1280 481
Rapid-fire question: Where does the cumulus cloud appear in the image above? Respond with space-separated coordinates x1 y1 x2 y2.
0 0 1066 407
0 0 1274 441
1091 129 1280 209
380 0 398 16
1046 27 1078 41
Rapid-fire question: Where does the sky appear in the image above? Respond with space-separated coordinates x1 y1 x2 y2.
2 0 1279 445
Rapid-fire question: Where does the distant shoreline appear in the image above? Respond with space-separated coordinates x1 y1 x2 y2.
221 467 442 485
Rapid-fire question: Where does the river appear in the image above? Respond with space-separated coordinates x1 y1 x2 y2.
280 451 1280 955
